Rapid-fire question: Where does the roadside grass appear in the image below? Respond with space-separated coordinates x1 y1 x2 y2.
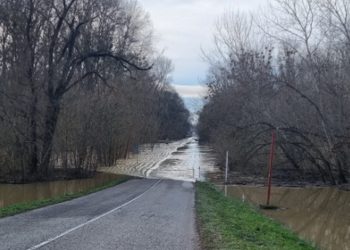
0 175 131 218
196 182 316 250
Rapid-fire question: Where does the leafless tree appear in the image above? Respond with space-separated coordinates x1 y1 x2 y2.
0 0 190 182
199 0 350 185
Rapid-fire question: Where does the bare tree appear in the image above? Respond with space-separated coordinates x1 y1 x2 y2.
0 0 191 182
199 0 350 185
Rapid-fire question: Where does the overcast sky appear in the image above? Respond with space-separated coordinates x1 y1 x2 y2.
138 0 266 97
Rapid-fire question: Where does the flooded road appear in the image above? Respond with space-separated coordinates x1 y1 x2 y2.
0 173 121 208
102 137 219 182
1 137 218 208
150 139 219 181
3 137 348 250
221 185 350 250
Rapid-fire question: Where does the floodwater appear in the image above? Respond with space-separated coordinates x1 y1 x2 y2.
1 138 348 250
221 185 350 250
148 140 350 250
0 172 121 208
101 137 219 182
100 138 192 178
149 139 219 182
1 137 218 209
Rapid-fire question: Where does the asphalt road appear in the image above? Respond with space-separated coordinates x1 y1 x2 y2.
0 179 198 250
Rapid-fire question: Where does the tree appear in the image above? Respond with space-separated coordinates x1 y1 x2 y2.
1 0 190 181
198 0 350 185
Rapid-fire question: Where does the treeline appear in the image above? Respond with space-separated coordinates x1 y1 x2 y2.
198 0 350 185
0 0 190 182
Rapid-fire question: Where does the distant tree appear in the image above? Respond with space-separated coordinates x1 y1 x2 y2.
157 90 191 140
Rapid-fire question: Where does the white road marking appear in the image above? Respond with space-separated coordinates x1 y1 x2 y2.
27 179 162 250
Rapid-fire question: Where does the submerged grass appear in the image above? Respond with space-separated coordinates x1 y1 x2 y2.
0 175 131 218
196 182 316 250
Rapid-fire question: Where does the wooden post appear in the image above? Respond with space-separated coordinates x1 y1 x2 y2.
266 130 276 206
225 151 229 184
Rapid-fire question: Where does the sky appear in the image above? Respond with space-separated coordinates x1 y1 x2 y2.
138 0 266 98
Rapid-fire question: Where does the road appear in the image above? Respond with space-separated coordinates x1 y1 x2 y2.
101 137 218 182
0 179 198 250
99 139 191 179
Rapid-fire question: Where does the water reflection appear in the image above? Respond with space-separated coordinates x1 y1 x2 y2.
222 185 350 250
0 173 121 208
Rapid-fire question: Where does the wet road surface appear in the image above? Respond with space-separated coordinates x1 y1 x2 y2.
0 179 198 250
101 137 218 182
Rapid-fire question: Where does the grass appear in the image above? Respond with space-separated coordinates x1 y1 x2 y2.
196 182 316 250
0 175 131 218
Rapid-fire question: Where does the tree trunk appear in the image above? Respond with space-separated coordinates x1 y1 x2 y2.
29 88 38 174
40 96 61 175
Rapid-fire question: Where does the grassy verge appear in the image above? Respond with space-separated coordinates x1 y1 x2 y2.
0 175 131 218
196 182 316 250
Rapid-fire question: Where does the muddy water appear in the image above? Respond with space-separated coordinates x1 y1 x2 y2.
221 185 350 250
150 139 219 181
0 173 121 208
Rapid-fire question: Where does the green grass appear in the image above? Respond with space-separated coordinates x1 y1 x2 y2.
196 182 316 250
0 175 131 218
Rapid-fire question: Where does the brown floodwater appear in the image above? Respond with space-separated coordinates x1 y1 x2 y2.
220 185 350 250
0 173 121 208
149 138 220 182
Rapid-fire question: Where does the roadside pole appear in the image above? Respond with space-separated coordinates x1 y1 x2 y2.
225 151 229 184
259 129 279 210
266 130 276 206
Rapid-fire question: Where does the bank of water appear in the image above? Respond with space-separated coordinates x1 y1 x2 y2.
0 172 123 208
220 185 350 250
